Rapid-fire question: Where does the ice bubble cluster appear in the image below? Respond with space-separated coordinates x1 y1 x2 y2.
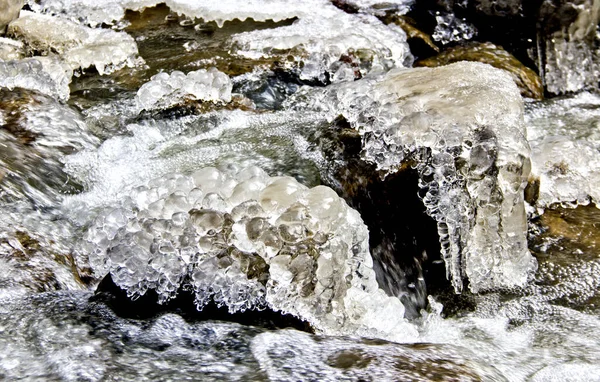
292 62 536 293
135 68 232 112
0 57 70 100
8 11 140 75
525 92 600 208
81 165 417 339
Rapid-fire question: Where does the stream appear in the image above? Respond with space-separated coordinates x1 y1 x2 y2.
1 1 600 381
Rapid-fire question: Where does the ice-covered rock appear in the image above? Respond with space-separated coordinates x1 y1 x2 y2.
25 0 158 27
0 57 70 100
525 92 600 207
135 68 232 112
232 5 412 82
26 0 410 82
8 10 140 75
79 165 417 340
291 62 536 293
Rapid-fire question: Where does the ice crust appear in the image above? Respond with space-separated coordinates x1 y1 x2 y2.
80 165 416 339
525 92 600 207
0 57 71 100
292 62 536 293
8 11 140 75
0 37 25 60
231 6 412 82
135 68 232 112
26 0 411 83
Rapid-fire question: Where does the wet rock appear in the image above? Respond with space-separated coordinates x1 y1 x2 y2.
0 231 89 296
416 42 543 99
529 204 600 311
0 291 506 381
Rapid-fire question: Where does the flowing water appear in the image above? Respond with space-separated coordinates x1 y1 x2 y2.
1 1 600 381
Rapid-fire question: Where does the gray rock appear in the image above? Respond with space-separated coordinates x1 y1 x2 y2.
0 0 23 34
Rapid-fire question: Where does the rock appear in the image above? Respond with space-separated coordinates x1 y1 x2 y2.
416 42 543 99
0 0 23 34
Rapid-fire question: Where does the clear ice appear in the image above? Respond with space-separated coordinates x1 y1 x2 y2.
135 68 232 112
80 165 418 341
8 10 140 76
292 61 536 293
0 57 71 100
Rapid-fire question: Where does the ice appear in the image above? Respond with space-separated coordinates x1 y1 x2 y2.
0 57 71 100
540 0 600 95
8 11 140 75
432 12 477 45
135 68 232 112
291 62 536 293
26 0 158 27
525 92 600 207
232 7 412 82
79 165 417 340
0 37 25 60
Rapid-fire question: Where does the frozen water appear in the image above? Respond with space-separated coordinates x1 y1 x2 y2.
232 6 412 82
8 11 140 75
525 92 600 207
0 37 25 60
79 166 418 340
26 0 158 27
291 61 536 293
0 57 71 100
540 0 600 94
135 68 232 112
432 12 477 45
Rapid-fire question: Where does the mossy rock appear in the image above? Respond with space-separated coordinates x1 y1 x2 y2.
416 42 543 100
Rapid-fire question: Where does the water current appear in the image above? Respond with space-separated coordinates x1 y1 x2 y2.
1 1 600 381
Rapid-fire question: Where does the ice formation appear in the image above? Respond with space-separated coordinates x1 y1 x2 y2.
135 68 232 112
232 6 412 82
0 57 71 100
432 12 477 45
8 11 140 75
0 37 25 60
539 0 600 94
525 92 600 207
80 165 417 340
292 62 536 293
